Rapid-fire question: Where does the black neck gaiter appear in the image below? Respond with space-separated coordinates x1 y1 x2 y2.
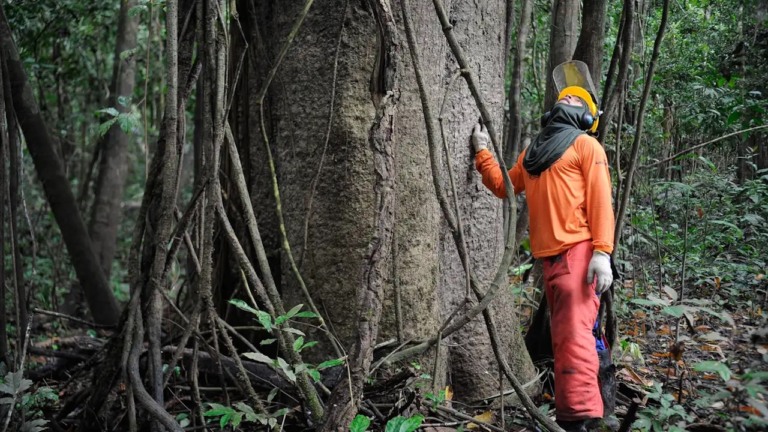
523 103 590 176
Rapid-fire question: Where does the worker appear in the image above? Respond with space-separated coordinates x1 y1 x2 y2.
471 61 616 431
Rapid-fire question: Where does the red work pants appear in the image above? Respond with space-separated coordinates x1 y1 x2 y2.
543 240 603 421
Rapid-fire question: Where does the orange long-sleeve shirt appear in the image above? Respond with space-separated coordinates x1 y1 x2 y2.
475 134 614 258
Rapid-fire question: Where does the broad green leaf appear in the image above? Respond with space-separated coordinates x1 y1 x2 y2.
509 263 533 276
229 299 260 315
317 358 345 370
283 327 305 336
98 117 119 137
273 408 290 417
256 310 273 332
631 297 669 307
243 352 273 364
293 336 305 352
96 107 119 117
285 304 305 319
203 404 233 417
220 413 231 428
299 341 318 352
234 402 254 415
267 387 279 402
662 305 685 318
232 411 244 428
385 415 424 432
307 368 321 382
349 415 371 432
694 360 732 381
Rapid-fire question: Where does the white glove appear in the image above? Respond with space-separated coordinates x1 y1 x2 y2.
587 250 613 295
472 124 489 153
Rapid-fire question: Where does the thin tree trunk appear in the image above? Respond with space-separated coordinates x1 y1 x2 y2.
504 0 534 164
0 53 8 365
598 0 634 141
614 0 670 251
89 0 140 276
0 3 120 326
544 0 579 108
573 0 608 87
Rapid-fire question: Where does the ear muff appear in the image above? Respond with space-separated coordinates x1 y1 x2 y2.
557 86 600 133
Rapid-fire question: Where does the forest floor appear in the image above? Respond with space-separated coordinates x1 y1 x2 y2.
10 277 768 432
509 277 768 432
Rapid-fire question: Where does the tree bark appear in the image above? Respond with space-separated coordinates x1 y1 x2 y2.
573 0 608 87
0 53 8 365
0 4 120 326
504 0 534 163
88 0 140 277
598 0 634 141
544 0 579 108
246 0 536 412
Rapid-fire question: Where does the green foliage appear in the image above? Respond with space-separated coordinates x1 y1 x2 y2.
384 415 425 432
691 365 768 430
231 299 343 383
627 169 768 308
96 106 141 137
349 414 425 432
634 383 693 431
349 415 371 432
0 371 58 432
424 388 447 408
203 402 288 430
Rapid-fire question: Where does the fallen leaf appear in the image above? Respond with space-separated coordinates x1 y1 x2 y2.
619 367 654 387
701 343 724 354
444 386 453 401
466 411 493 430
739 405 762 415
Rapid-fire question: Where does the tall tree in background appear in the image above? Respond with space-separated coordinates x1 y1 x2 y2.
543 0 579 108
0 4 120 327
88 0 140 277
573 0 608 87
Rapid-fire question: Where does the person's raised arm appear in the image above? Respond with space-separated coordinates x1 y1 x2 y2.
472 124 524 198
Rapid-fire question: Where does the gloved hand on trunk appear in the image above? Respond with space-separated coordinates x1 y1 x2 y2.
472 124 489 153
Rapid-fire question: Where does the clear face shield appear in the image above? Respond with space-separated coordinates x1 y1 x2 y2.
552 60 601 133
552 60 599 105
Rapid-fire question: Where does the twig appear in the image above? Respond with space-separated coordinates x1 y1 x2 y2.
640 124 768 169
215 184 323 420
31 307 115 329
301 0 349 267
435 405 505 432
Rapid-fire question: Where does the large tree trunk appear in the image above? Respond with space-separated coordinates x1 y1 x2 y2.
244 0 536 408
0 4 120 326
89 0 140 276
